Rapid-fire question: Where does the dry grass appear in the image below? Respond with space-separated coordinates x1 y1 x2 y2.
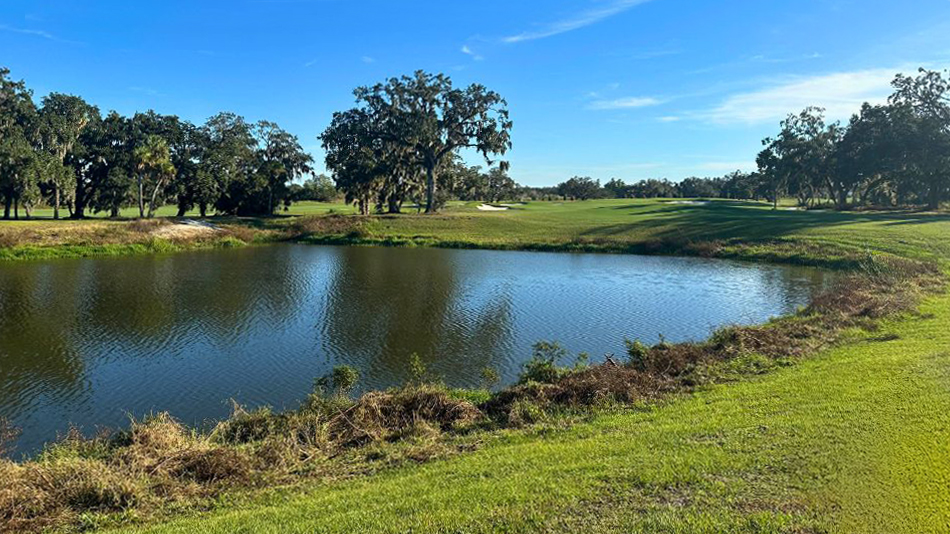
287 214 366 239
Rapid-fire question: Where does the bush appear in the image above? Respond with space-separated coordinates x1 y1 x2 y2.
624 339 650 370
315 365 360 396
519 341 589 384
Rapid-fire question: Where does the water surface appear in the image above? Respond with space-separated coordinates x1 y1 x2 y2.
0 244 832 454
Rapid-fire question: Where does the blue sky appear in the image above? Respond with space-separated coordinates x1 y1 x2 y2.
2 0 950 186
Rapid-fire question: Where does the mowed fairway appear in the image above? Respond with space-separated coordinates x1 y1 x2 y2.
94 199 950 534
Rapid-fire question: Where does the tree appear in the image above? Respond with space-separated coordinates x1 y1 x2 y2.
604 178 628 198
889 68 950 209
36 93 98 219
350 71 512 212
678 176 719 198
557 176 601 200
202 112 256 215
252 120 313 215
133 134 176 218
321 108 384 215
0 68 39 219
484 165 517 202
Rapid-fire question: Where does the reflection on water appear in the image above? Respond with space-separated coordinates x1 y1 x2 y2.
0 244 832 455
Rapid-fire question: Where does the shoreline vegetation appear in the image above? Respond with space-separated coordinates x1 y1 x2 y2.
1 199 948 532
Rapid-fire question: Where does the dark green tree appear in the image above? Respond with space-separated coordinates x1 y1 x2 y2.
351 71 512 212
36 93 99 218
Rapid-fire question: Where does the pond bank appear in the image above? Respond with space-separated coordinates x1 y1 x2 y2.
0 240 944 532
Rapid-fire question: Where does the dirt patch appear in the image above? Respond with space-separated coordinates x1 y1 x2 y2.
151 224 217 240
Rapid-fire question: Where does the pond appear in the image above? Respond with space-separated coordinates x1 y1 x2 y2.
0 244 834 455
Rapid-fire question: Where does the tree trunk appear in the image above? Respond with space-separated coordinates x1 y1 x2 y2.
110 206 119 218
387 194 401 214
73 182 86 219
52 185 61 219
425 165 436 213
199 203 207 218
147 181 164 218
929 180 941 210
3 197 10 220
176 205 187 217
14 200 19 220
137 177 145 218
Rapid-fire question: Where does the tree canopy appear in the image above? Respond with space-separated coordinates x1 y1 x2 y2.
322 71 513 214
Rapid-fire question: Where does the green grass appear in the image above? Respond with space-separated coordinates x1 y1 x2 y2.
294 199 950 265
113 293 950 534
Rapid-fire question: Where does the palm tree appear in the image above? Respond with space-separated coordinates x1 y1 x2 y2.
133 135 175 218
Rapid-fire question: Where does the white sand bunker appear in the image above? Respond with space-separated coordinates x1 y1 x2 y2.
477 204 509 211
666 200 709 205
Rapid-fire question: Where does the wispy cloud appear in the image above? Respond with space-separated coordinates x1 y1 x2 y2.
701 68 903 124
0 23 79 43
503 0 653 43
657 115 680 122
303 58 318 67
361 55 375 64
460 45 484 61
588 96 663 110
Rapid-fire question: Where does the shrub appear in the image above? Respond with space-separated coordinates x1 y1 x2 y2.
315 365 360 396
624 339 650 370
518 341 569 384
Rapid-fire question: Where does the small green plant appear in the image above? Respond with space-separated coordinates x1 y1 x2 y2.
624 339 650 370
518 341 572 384
479 367 501 390
315 365 360 396
406 353 442 386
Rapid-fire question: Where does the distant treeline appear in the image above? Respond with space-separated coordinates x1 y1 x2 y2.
3 66 947 219
0 68 312 219
547 68 950 209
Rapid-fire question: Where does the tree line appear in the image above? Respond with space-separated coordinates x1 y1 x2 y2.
4 66 946 219
756 68 950 210
0 67 312 219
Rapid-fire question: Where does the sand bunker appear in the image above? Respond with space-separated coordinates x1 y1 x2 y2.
477 204 509 211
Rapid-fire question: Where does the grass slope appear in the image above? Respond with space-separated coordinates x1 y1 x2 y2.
115 293 950 534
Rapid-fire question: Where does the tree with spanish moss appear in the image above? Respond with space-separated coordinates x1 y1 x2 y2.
348 70 513 213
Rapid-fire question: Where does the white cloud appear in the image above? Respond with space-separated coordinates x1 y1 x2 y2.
0 23 77 43
657 115 680 122
503 0 653 43
460 45 484 61
703 68 901 124
361 56 375 64
588 96 663 110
